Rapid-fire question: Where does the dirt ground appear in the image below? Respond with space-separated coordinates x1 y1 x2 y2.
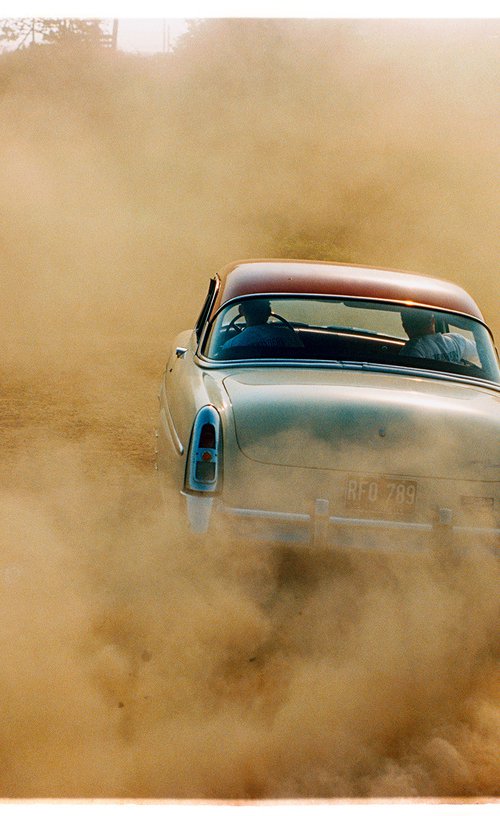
0 329 498 799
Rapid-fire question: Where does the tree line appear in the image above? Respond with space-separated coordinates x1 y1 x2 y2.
0 18 116 50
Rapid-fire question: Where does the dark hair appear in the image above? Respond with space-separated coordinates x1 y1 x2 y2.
401 308 435 334
240 299 271 324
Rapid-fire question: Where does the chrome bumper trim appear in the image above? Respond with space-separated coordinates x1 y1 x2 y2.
328 515 431 531
222 506 309 523
218 504 499 546
454 524 500 535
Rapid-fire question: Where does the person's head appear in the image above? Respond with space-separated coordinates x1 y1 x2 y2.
400 309 436 339
239 298 271 326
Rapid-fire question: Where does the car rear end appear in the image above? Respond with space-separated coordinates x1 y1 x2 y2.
209 368 500 557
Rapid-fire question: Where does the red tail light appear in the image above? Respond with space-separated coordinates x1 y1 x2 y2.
184 406 222 493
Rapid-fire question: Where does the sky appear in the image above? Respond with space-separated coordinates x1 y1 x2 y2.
10 0 500 13
115 18 188 54
105 2 500 53
4 2 500 53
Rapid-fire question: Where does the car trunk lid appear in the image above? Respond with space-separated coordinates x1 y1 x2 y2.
222 368 499 481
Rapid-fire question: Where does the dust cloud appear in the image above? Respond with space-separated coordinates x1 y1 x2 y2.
0 19 498 798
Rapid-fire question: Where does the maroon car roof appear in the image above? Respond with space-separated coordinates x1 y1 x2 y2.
212 259 484 320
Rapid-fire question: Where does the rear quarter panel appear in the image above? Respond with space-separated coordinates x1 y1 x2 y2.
157 333 231 490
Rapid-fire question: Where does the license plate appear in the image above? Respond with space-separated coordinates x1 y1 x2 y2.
345 474 417 517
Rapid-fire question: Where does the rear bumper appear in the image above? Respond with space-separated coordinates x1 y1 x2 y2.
185 494 499 555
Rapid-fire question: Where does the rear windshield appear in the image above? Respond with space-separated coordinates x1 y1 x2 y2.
202 296 500 383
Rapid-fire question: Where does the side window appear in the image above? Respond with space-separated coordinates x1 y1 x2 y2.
446 319 480 364
195 278 218 342
204 304 241 358
447 321 475 343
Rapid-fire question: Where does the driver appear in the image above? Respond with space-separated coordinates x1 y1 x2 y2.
399 309 477 363
223 298 303 349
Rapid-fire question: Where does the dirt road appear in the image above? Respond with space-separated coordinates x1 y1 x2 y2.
1 332 498 798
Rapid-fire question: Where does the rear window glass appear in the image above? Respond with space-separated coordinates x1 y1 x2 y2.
201 296 499 383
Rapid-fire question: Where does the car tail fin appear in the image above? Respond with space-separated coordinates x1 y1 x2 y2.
184 405 222 493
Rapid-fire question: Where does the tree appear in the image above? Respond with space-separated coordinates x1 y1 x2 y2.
0 18 110 50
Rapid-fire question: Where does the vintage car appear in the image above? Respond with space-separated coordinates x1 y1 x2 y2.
157 259 499 554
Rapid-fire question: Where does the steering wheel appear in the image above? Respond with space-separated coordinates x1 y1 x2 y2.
226 314 245 334
269 312 296 332
226 311 296 338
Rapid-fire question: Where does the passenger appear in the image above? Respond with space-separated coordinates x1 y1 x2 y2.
224 299 303 349
399 309 477 363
